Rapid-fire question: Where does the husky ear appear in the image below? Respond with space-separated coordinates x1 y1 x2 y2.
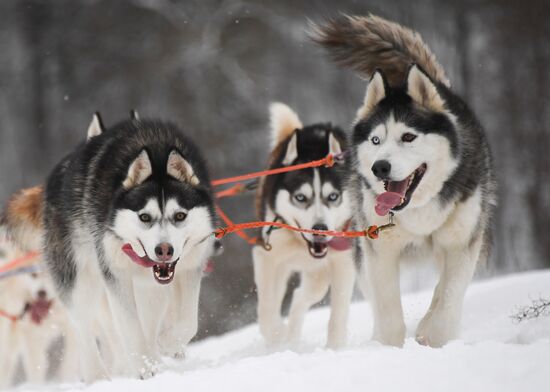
87 112 104 140
269 103 303 149
167 150 200 186
328 132 342 155
123 150 152 189
407 64 446 112
282 132 298 166
356 70 387 120
130 110 140 121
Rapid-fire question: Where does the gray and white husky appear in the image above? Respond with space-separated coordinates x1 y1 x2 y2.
253 103 355 348
314 15 496 347
6 114 217 381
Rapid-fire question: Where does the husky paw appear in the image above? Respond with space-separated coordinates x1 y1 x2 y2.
372 320 406 347
172 350 186 360
138 357 164 380
261 323 288 347
416 311 458 348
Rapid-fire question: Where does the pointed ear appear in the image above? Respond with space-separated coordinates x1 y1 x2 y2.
356 70 387 120
167 150 200 186
130 110 140 121
282 132 298 165
123 150 152 189
269 103 303 149
407 64 446 112
328 132 342 155
87 112 104 140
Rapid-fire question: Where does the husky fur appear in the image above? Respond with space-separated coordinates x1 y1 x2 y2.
253 103 355 348
0 240 79 387
3 114 217 382
314 14 496 347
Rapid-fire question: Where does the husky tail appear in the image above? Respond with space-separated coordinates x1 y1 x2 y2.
311 14 450 87
1 186 44 251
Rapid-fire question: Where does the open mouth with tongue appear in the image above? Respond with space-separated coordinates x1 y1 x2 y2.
375 163 427 216
24 296 53 325
302 234 329 258
300 233 353 258
122 243 178 285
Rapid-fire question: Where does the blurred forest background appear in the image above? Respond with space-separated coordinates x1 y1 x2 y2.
0 0 549 338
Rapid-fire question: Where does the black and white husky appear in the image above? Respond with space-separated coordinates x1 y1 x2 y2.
253 103 355 348
314 15 496 347
22 115 216 381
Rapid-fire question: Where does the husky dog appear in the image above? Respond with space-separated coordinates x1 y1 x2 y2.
313 15 496 347
253 103 355 348
4 114 216 381
0 240 78 387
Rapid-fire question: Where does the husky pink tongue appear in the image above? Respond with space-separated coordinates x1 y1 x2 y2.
122 243 156 267
375 177 409 216
328 237 352 251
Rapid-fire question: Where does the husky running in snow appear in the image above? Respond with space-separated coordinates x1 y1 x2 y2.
3 113 217 381
253 103 355 348
313 15 496 347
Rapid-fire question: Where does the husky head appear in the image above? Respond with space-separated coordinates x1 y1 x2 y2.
263 103 351 258
0 240 54 324
109 123 215 285
352 65 459 216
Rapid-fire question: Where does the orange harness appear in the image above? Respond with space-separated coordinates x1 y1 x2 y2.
212 152 394 245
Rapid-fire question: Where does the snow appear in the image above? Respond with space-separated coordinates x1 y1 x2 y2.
17 270 550 392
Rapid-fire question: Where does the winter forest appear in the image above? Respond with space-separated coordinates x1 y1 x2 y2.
0 0 549 391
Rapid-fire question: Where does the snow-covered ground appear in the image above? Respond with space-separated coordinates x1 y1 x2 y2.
20 270 550 392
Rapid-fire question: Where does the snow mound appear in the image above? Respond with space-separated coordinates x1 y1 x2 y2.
19 270 550 392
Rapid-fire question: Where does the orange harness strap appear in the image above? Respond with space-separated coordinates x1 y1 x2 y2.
0 309 18 323
211 154 336 187
0 251 39 274
215 206 258 245
214 220 382 241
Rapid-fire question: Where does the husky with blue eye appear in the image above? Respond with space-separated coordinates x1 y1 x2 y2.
314 15 496 348
6 114 218 382
253 103 355 349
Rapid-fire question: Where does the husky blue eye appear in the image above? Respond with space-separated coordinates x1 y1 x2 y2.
174 212 187 222
402 133 417 142
139 213 152 223
294 194 307 203
327 192 340 202
371 136 380 145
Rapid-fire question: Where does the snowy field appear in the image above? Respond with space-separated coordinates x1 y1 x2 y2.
17 270 550 392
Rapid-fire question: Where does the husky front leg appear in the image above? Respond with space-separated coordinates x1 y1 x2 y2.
105 279 153 379
366 240 405 347
253 246 291 345
159 267 202 359
133 278 169 368
20 327 48 384
0 324 20 388
416 240 480 347
286 266 330 346
56 320 80 383
327 252 355 349
68 272 110 383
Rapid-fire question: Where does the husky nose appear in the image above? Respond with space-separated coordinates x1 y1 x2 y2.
155 243 174 261
37 289 47 299
312 223 328 238
372 160 391 180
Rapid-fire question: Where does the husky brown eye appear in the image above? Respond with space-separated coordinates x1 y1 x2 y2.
139 213 152 223
174 212 187 222
402 133 417 142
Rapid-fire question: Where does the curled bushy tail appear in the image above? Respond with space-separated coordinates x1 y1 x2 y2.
311 14 449 87
1 186 44 251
